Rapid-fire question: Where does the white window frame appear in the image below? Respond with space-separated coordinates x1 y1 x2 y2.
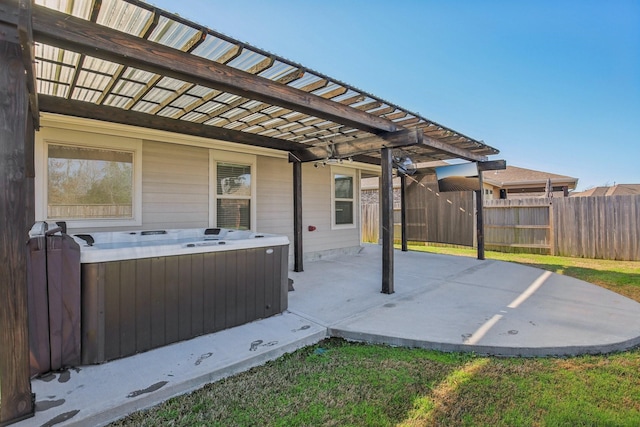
35 128 143 228
209 150 257 230
331 166 358 230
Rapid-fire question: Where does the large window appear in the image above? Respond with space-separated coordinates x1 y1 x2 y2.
47 144 134 220
36 127 142 228
211 151 256 230
332 168 356 228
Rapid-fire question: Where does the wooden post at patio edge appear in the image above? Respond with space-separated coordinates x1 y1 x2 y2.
0 41 35 425
476 169 485 260
381 147 394 294
293 160 303 272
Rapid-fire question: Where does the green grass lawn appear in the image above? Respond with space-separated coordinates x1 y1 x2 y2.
111 248 640 427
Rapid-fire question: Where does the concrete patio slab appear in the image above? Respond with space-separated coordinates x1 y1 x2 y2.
15 245 640 426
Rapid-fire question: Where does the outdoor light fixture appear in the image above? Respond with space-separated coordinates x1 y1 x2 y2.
393 156 416 175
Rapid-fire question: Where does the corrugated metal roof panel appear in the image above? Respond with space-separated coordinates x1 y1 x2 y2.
97 0 153 36
191 37 238 62
287 73 323 90
203 117 228 126
82 56 120 76
170 95 200 109
212 92 237 103
142 87 174 104
195 101 225 114
122 68 156 84
226 50 268 72
220 108 246 120
258 61 298 81
131 101 158 113
187 85 218 98
180 111 206 122
104 94 131 108
72 87 101 103
157 106 182 117
156 76 188 91
36 0 92 19
149 17 200 49
74 71 112 92
240 100 264 110
112 80 145 95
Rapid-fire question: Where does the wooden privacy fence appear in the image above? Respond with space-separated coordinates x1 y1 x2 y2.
553 195 640 261
485 196 640 260
361 191 474 246
362 194 640 261
361 203 400 243
484 198 553 254
406 190 475 246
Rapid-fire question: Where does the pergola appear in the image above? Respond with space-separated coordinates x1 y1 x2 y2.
0 0 498 423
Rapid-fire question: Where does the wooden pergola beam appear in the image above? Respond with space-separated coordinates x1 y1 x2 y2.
0 3 402 135
39 95 302 152
477 159 507 171
420 133 488 162
290 128 423 162
290 127 488 163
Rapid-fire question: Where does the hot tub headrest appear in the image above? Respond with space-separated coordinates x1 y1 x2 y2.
75 234 95 246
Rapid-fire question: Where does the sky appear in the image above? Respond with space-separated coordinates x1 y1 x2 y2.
148 0 639 191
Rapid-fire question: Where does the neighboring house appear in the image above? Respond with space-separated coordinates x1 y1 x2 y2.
361 176 401 204
571 184 640 197
482 166 578 199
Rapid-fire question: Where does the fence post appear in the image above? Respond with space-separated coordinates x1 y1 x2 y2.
549 200 555 256
400 173 407 251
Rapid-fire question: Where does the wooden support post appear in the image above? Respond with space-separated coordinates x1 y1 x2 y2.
0 40 35 425
293 160 303 272
381 147 394 294
475 169 485 260
400 173 408 252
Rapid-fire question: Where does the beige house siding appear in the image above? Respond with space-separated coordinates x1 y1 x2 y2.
141 141 209 229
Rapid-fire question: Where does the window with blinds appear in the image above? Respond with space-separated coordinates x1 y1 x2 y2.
216 163 251 229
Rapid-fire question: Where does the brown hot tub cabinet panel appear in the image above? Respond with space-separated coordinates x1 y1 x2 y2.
81 244 288 364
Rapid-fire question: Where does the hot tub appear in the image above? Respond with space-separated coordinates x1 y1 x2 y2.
74 228 289 364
